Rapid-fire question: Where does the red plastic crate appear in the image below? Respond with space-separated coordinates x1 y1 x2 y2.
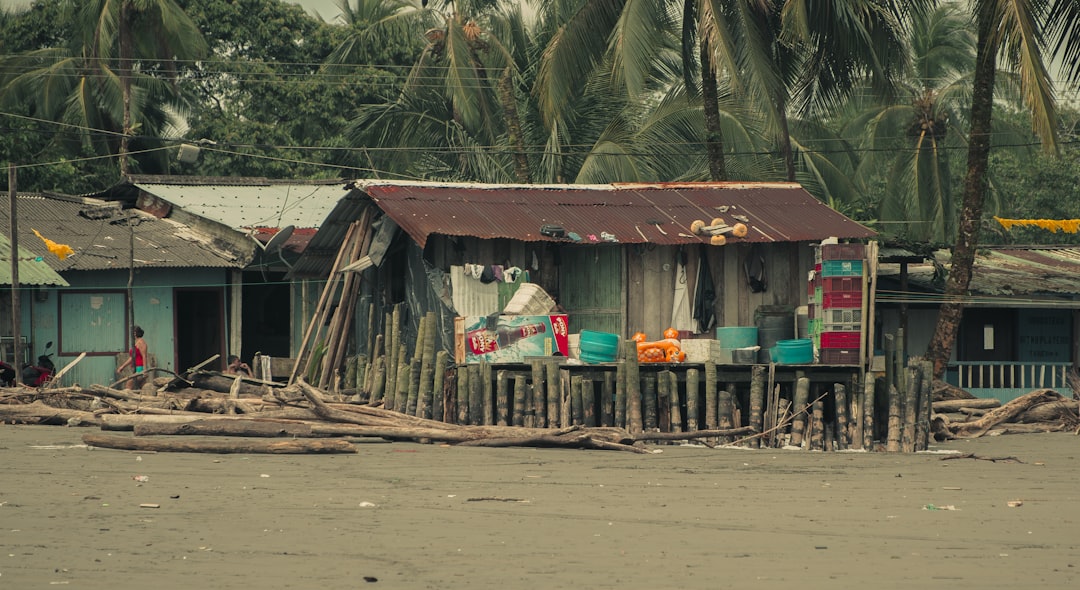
822 276 862 293
822 291 861 308
820 331 861 348
820 243 866 260
819 347 860 364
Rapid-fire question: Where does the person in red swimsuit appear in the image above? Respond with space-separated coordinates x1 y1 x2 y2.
116 325 148 389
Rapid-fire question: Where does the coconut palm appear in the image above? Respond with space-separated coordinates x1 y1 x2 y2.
925 0 1080 377
0 0 206 175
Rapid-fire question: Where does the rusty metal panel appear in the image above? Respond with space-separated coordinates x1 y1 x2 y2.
358 180 875 249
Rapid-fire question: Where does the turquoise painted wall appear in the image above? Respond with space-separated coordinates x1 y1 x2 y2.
24 268 229 388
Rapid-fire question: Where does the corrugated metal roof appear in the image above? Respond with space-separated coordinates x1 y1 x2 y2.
356 180 875 248
882 246 1080 298
0 194 247 271
0 233 69 286
130 178 352 230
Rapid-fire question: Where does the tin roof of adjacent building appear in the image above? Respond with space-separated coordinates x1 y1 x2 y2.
0 193 247 271
0 232 69 286
355 180 875 248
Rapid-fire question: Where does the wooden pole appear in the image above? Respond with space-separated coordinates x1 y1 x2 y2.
546 361 560 428
850 373 864 450
432 350 448 422
384 309 397 405
530 359 545 428
8 163 23 371
482 360 494 425
917 360 933 451
468 364 482 425
810 395 825 451
717 384 733 444
902 365 921 452
393 345 409 414
496 369 510 426
614 359 627 428
656 370 671 432
685 368 699 432
749 365 765 448
84 433 355 454
642 372 658 431
513 373 526 427
416 312 437 419
704 361 717 433
582 377 596 427
834 382 849 450
625 344 642 434
456 365 469 425
405 357 421 416
862 376 875 450
887 384 901 452
790 377 810 448
601 371 615 427
560 368 572 427
666 371 682 434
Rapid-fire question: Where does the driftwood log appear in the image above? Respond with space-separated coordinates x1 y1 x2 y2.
946 389 1065 438
82 432 356 454
932 398 1001 412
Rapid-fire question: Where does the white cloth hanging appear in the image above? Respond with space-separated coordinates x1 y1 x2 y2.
670 260 696 333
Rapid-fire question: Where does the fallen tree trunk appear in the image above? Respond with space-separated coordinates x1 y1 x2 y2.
82 432 355 454
932 398 1001 412
948 389 1064 438
932 379 974 401
633 426 755 442
1015 399 1079 424
987 422 1070 435
0 401 102 426
189 373 279 396
134 419 315 438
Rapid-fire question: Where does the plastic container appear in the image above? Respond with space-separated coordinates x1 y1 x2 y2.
503 283 556 315
770 339 814 364
755 306 795 363
716 326 758 349
820 347 860 365
820 243 866 260
821 260 863 277
731 347 758 364
578 330 620 363
822 291 861 308
820 331 861 349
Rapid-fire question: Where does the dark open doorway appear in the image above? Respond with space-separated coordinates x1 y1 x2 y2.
242 272 292 360
174 288 224 372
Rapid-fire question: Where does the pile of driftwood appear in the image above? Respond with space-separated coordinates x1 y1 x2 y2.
0 371 766 454
931 385 1080 440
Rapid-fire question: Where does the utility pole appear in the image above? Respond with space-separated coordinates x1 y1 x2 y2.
8 163 22 370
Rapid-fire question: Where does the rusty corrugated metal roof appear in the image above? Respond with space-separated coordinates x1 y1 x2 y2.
881 246 1080 299
0 193 247 271
356 180 875 247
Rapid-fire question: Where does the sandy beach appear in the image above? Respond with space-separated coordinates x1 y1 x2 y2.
1 425 1077 589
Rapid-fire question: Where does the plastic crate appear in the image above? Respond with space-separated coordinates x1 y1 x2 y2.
822 276 862 293
820 331 861 348
821 259 863 277
819 347 860 364
813 286 822 305
822 321 861 332
808 304 817 320
823 308 862 324
822 291 861 308
820 243 866 260
808 318 821 335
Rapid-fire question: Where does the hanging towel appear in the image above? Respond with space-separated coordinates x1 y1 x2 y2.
671 260 696 333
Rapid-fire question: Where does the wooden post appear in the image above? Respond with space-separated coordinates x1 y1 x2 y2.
685 368 699 432
666 371 682 434
790 377 810 448
416 312 437 419
582 377 596 427
704 361 717 433
496 369 510 426
522 368 534 428
850 373 863 450
482 361 494 425
615 360 627 428
717 385 733 444
626 344 642 434
530 360 546 428
834 382 849 450
886 384 901 452
457 365 470 425
468 364 482 426
569 376 582 425
406 357 421 416
369 356 386 407
601 372 615 427
512 373 526 427
902 366 921 453
917 360 933 451
862 376 875 450
883 333 895 397
546 361 560 428
657 370 671 433
642 372 658 431
393 345 409 414
560 368 572 427
432 350 448 422
810 395 825 451
749 365 765 448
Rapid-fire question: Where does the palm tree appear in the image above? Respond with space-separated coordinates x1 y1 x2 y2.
925 0 1080 377
0 0 206 175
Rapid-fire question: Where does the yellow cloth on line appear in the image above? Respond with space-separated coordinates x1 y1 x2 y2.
993 217 1080 234
31 228 75 260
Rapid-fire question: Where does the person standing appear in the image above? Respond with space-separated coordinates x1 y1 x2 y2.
116 325 148 389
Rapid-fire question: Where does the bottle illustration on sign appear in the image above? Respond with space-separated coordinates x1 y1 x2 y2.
468 323 547 355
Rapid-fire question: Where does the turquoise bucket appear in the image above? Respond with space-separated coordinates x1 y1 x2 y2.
578 330 620 363
771 339 813 364
716 326 758 349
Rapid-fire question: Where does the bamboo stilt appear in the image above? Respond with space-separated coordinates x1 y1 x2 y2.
917 360 933 451
810 395 824 451
657 370 671 433
457 365 470 425
513 374 526 427
685 368 699 432
468 364 482 426
562 370 574 426
416 312 437 420
482 361 494 425
704 361 717 433
834 382 849 450
717 384 733 444
902 366 921 453
432 350 448 422
625 345 642 434
582 377 596 427
496 369 510 426
546 361 560 428
615 360 627 429
530 360 545 428
887 384 901 452
601 372 615 427
749 365 765 448
862 376 876 450
790 377 810 448
369 356 386 407
642 373 658 431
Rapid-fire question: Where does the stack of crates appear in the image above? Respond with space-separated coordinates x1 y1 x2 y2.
812 243 865 365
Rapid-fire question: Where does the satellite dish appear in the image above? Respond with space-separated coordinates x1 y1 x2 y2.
262 225 295 255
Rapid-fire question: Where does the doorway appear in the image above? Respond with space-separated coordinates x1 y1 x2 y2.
174 288 224 372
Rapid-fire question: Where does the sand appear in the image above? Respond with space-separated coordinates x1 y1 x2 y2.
1 425 1077 589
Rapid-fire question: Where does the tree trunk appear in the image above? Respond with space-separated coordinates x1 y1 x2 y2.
83 433 356 454
700 38 727 180
499 68 531 183
926 10 998 378
118 0 133 175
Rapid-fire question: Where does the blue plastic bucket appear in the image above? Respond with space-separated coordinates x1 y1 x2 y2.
716 326 758 349
771 339 813 364
578 330 620 363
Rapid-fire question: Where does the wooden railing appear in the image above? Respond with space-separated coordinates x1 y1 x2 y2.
948 361 1072 391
